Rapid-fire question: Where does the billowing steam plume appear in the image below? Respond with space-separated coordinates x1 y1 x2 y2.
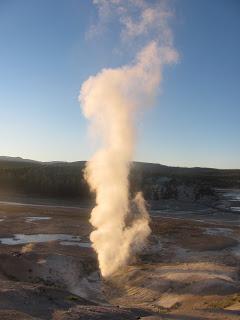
79 0 178 278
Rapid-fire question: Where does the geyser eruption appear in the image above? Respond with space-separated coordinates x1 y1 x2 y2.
79 0 178 278
80 43 177 277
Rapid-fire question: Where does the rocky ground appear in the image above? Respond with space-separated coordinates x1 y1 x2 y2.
0 193 239 320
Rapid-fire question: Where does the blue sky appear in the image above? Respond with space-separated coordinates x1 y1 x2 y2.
0 0 239 168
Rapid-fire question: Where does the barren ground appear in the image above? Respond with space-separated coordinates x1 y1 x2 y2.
0 195 239 320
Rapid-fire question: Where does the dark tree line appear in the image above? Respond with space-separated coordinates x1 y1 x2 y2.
0 162 90 199
0 159 239 200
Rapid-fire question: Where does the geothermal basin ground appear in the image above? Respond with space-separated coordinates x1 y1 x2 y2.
0 192 239 320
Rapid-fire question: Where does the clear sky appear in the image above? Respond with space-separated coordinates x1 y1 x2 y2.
0 0 239 168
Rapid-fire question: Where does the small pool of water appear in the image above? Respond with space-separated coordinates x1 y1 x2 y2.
232 244 240 257
203 227 233 236
60 241 91 248
0 233 90 248
223 190 240 201
25 216 52 223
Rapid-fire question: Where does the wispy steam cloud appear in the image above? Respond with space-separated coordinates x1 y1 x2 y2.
80 0 178 277
89 0 175 47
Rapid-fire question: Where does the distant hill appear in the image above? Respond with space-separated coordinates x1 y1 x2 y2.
0 156 40 169
0 156 239 200
0 156 38 163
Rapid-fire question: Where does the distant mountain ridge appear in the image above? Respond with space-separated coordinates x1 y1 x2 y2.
0 156 239 201
0 155 238 171
0 156 38 163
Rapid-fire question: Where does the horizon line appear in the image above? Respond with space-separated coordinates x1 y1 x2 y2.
0 155 239 171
